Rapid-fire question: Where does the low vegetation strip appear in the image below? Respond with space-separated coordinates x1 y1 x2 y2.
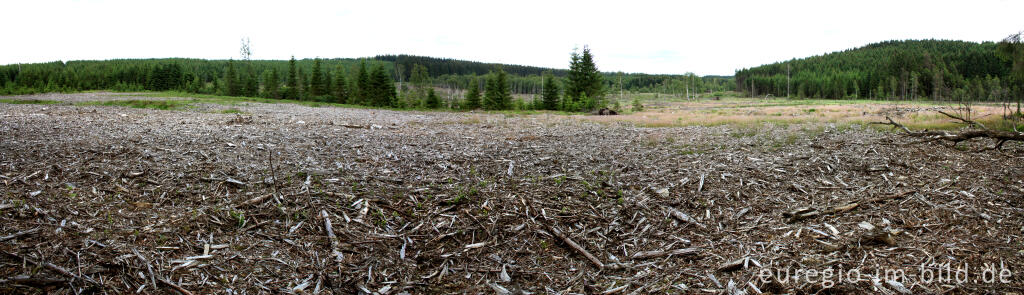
0 98 62 105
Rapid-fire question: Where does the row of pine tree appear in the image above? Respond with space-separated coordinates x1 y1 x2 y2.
0 47 736 110
228 57 397 107
392 46 608 111
1 47 623 112
736 39 1023 102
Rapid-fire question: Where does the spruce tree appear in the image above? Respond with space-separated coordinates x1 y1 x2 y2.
212 78 221 95
425 88 441 109
284 56 298 100
145 66 159 91
225 59 240 96
464 79 481 109
484 72 498 109
244 72 258 97
323 70 332 98
496 70 511 109
188 75 202 93
333 65 349 104
631 97 644 112
541 73 560 110
297 68 307 100
484 70 511 110
564 46 603 110
262 69 280 98
998 32 1024 114
271 69 280 98
310 58 325 97
146 63 183 91
368 65 395 107
565 49 583 102
579 46 604 100
356 60 370 105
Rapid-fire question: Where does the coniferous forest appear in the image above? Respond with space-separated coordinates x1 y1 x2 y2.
3 38 1022 111
736 39 1021 102
0 47 733 112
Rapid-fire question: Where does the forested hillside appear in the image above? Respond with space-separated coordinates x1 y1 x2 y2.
375 54 734 97
376 54 568 79
735 40 1019 101
0 58 387 95
0 55 734 103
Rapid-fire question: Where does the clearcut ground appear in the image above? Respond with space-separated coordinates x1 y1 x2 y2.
1 92 1022 294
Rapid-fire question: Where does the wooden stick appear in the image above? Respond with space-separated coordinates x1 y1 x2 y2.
545 224 604 269
239 193 273 207
822 203 858 215
524 199 610 270
224 178 247 187
717 257 747 272
131 248 158 292
159 278 194 295
1 251 100 287
631 248 700 260
0 228 39 242
0 275 67 287
268 147 279 198
667 208 706 229
937 109 987 130
321 210 337 245
697 173 706 193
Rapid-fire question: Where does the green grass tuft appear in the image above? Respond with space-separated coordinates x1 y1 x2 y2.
0 98 62 105
132 91 370 109
218 108 245 114
78 99 190 110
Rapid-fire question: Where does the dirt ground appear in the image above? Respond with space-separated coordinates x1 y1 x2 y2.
2 93 1024 294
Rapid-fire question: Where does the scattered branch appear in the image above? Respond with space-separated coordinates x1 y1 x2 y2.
1 251 101 288
0 228 39 242
545 224 605 270
874 111 1024 151
159 278 194 295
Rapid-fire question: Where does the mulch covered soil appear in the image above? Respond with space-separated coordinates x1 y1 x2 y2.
2 93 1023 294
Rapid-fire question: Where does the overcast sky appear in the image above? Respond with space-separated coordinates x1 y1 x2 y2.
2 0 1022 75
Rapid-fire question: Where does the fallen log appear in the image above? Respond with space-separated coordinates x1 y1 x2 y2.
874 112 1024 151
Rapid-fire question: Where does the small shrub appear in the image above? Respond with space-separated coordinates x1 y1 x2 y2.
632 97 644 112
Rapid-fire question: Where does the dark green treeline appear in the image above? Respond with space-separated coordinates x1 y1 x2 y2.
0 53 735 111
736 39 1021 101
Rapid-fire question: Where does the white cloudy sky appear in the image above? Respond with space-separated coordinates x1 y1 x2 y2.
2 0 1022 75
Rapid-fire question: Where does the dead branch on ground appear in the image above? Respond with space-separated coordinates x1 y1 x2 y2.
874 107 1024 151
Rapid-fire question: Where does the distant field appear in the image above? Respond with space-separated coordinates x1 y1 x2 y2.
6 91 1018 133
590 96 1021 132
